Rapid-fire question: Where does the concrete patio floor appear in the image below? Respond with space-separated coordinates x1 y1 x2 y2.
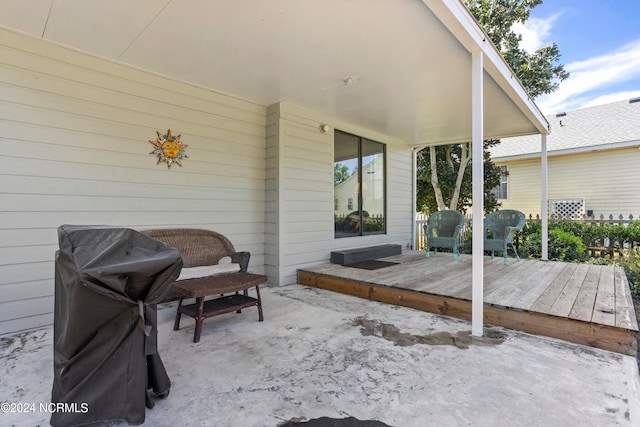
2 284 640 426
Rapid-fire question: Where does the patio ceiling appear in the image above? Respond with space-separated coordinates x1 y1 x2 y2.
0 0 548 145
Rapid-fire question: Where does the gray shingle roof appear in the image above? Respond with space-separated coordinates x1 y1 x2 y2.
490 98 640 159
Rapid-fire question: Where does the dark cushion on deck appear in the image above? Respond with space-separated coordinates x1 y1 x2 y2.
331 244 401 265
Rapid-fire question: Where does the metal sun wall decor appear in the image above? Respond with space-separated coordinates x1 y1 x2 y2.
149 129 188 169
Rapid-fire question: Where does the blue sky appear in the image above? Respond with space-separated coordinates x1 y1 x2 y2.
513 0 640 115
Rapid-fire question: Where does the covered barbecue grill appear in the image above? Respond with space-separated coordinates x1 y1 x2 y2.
51 225 182 426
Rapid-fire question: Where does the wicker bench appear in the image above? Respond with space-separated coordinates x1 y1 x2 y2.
143 229 266 342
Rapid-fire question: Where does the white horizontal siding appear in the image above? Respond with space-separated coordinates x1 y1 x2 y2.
275 104 415 284
0 29 266 335
497 146 640 217
280 118 333 265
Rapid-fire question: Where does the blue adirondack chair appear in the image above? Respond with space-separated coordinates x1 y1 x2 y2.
484 210 526 265
423 210 465 259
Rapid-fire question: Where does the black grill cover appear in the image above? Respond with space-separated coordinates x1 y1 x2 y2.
51 225 182 426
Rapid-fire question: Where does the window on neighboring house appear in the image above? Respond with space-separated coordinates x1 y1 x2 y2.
334 130 386 238
492 165 508 200
334 198 339 211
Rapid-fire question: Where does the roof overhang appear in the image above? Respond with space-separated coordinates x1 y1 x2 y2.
494 139 640 162
0 0 549 145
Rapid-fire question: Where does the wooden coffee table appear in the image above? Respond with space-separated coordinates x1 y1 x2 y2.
171 272 266 342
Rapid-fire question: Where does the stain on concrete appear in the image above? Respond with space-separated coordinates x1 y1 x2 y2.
545 337 624 364
0 330 50 361
353 316 506 349
0 335 31 361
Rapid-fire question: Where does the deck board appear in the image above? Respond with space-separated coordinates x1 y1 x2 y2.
482 258 534 295
546 263 590 317
592 265 617 326
397 256 465 292
418 256 473 295
512 261 569 311
530 263 579 313
569 265 601 322
297 251 638 356
482 256 520 285
615 266 638 330
480 259 540 303
486 260 556 307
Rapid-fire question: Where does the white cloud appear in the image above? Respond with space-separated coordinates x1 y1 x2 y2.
535 39 640 114
579 91 640 109
512 14 560 53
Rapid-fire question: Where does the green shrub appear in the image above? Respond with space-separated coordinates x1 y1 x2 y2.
522 219 540 240
520 228 587 262
462 219 637 263
603 223 626 249
626 221 640 248
462 229 472 254
519 232 541 259
553 221 590 239
619 249 640 297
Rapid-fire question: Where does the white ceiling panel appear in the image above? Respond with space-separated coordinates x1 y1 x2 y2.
0 0 51 37
46 0 168 59
0 0 547 145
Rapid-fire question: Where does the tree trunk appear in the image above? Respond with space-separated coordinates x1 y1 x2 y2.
449 143 471 210
429 146 446 210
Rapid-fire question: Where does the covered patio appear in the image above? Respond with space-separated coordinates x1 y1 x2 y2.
0 0 550 337
298 252 639 356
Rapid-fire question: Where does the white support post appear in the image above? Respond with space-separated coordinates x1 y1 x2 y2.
412 147 419 250
471 51 484 337
541 134 549 261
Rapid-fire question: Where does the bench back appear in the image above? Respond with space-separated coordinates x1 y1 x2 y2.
143 229 237 268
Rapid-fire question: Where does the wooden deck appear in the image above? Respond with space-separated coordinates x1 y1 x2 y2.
298 251 639 356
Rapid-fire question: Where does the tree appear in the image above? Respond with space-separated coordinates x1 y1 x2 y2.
417 141 502 214
465 0 569 97
417 0 569 214
334 163 351 185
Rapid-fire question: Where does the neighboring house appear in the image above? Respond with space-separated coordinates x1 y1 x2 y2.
0 1 548 335
491 99 640 219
